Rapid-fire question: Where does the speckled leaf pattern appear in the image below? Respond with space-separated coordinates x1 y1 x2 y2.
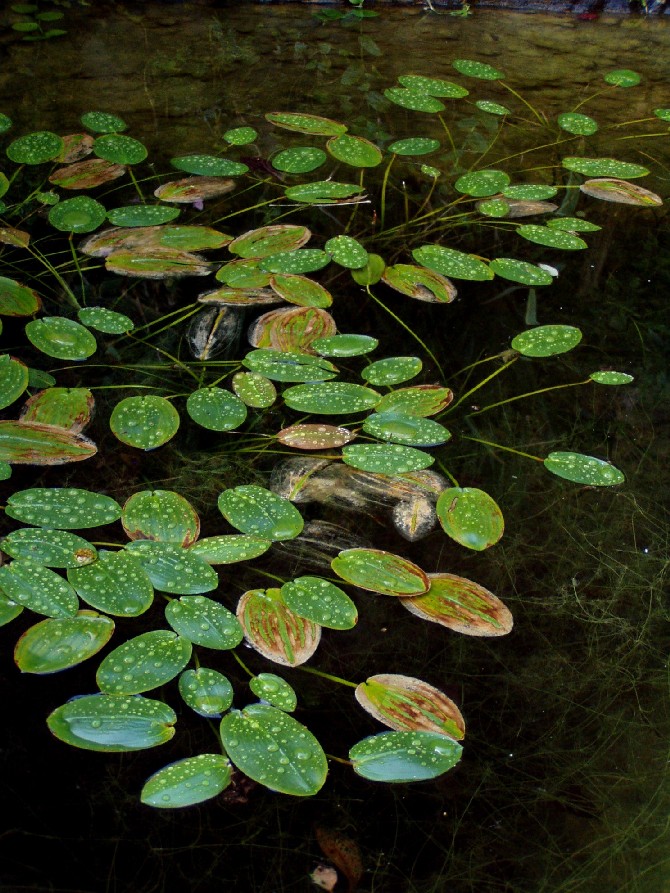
236 587 321 667
603 68 641 87
269 274 333 308
400 572 514 637
6 487 121 529
218 485 304 541
384 87 445 113
170 155 248 176
452 58 504 80
68 549 154 617
349 730 462 782
283 382 381 415
189 534 271 565
362 356 422 387
14 610 115 674
455 169 510 197
77 307 134 334
122 489 200 546
436 487 504 551
232 371 277 408
186 388 248 432
277 423 355 451
265 111 347 137
543 451 625 486
363 412 451 447
517 225 587 250
557 112 598 135
243 349 338 383
280 575 358 630
6 130 63 164
503 184 558 200
377 385 454 417
93 134 147 165
2 528 97 568
165 595 244 650
272 146 327 174
326 134 382 168
355 673 465 740
141 754 231 808
589 371 634 386
228 224 311 258
81 111 127 133
387 137 440 156
547 217 601 233
107 205 180 227
0 597 23 627
260 249 330 275
284 181 365 204
0 355 28 409
20 388 94 433
489 258 554 286
331 548 429 597
220 703 328 795
342 444 434 474
48 196 107 234
324 235 368 270
47 693 176 752
178 669 234 717
312 334 378 357
561 156 649 179
382 264 457 304
125 541 218 594
25 317 97 360
224 126 257 145
475 100 510 115
0 559 79 617
248 307 336 351
413 245 494 281
511 324 582 357
579 178 662 206
110 395 180 450
249 673 297 712
96 629 192 695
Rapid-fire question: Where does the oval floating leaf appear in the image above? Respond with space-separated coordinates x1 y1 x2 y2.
178 669 234 717
517 225 587 250
361 356 422 387
270 273 332 309
265 111 347 137
110 395 180 450
141 754 231 808
503 184 558 200
77 307 133 334
511 324 582 357
331 548 429 596
544 451 624 486
475 99 510 115
413 245 493 281
93 134 147 165
7 130 63 164
401 572 513 636
387 137 440 156
248 306 336 352
48 196 106 233
342 443 433 474
96 629 192 695
0 355 28 409
363 412 451 447
125 541 218 594
249 673 297 712
272 146 327 174
562 156 649 179
218 485 303 541
0 559 79 617
452 59 504 80
81 111 127 133
0 421 97 465
327 134 382 168
384 88 445 113
280 576 358 630
312 334 378 357
26 317 97 360
283 382 380 415
189 534 271 565
232 371 277 408
284 180 365 204
6 487 121 529
2 528 97 568
170 155 248 176
228 224 311 258
436 487 504 551
382 264 457 304
14 610 114 674
604 69 641 87
236 587 321 667
68 549 154 616
589 371 634 386
165 595 243 650
557 112 598 135
186 387 247 432
350 730 462 782
579 178 662 206
325 235 368 270
278 423 354 451
489 257 554 286
377 385 454 417
243 349 338 383
455 169 510 197
260 249 330 275
107 204 180 227
0 276 42 316
122 490 200 547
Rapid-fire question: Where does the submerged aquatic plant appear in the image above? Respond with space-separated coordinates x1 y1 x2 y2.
0 61 664 809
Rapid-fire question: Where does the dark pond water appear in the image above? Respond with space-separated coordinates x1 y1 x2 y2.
0 3 669 892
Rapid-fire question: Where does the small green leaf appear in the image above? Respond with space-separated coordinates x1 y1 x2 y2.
260 249 330 275
604 69 641 87
280 576 358 630
93 134 147 165
475 100 510 115
0 276 41 316
326 134 382 168
436 487 504 551
189 534 271 565
517 225 587 250
452 59 504 80
220 704 328 795
224 126 257 145
376 385 454 417
6 487 121 529
125 541 218 594
48 196 106 233
561 157 649 179
250 673 297 712
331 548 429 596
589 371 634 386
178 669 234 717
170 155 248 176
350 730 462 782
165 595 244 650
96 629 192 695
272 147 327 174
511 324 582 357
361 356 422 387
387 137 440 156
455 169 510 197
489 258 554 286
107 205 180 227
141 754 231 808
284 180 365 204
218 485 304 541
351 253 386 286
110 395 180 450
362 412 451 447
186 388 248 432
325 235 368 269
14 610 114 674
546 217 601 233
26 317 97 360
503 184 558 200
397 75 468 98
0 355 28 409
270 274 332 309
265 111 347 137
312 334 378 357
6 131 63 164
544 451 624 486
77 307 134 334
243 349 338 383
232 371 277 408
384 88 445 113
557 112 598 135
80 111 127 133
228 224 311 258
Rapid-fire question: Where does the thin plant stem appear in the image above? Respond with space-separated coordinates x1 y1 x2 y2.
298 665 357 688
465 379 589 418
499 81 547 125
127 167 145 202
437 115 457 154
460 433 544 462
380 154 395 229
443 356 518 414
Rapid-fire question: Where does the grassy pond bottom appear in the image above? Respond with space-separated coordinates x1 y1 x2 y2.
0 3 668 892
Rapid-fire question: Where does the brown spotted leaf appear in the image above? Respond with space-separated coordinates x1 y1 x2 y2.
277 424 354 451
0 421 97 465
400 572 513 636
49 158 126 190
154 177 235 204
20 388 94 433
236 587 321 667
247 306 336 351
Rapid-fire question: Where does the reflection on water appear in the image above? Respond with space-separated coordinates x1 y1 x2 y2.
0 3 669 892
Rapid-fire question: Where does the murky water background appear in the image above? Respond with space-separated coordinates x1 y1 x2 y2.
0 3 669 892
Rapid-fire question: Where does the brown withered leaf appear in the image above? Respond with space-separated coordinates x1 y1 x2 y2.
315 826 363 893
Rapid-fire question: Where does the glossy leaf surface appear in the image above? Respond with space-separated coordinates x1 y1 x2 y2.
141 754 231 808
6 487 121 529
125 541 218 594
68 550 154 616
178 669 234 717
436 487 504 551
14 610 114 673
122 489 200 547
0 560 79 617
110 396 180 450
401 573 514 636
544 451 625 486
96 630 192 695
165 595 244 650
249 673 297 712
331 548 429 596
280 576 358 629
2 528 97 568
218 485 303 541
350 730 462 782
355 673 465 739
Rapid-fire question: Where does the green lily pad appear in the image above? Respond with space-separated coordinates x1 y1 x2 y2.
342 443 433 474
326 134 382 168
363 412 451 447
604 69 641 87
331 548 429 596
232 371 277 408
2 528 96 568
475 100 510 115
47 693 176 752
107 205 180 227
557 112 598 135
68 549 154 616
179 670 234 717
283 382 380 415
110 395 180 450
476 198 510 217
503 184 558 200
189 534 271 565
20 387 94 432
228 224 311 258
7 130 63 164
25 317 97 360
77 306 134 334
579 178 662 206
544 451 625 486
0 559 79 617
436 487 504 551
218 485 304 541
361 356 422 387
80 111 127 133
0 276 42 316
455 169 510 197
260 249 330 275
312 334 378 357
6 487 121 529
224 126 257 145
489 258 554 286
93 134 147 165
14 610 114 674
186 388 248 432
0 114 13 134
355 673 465 739
0 421 97 465
384 88 445 113
351 253 386 286
517 224 587 250
452 58 504 80
280 576 357 630
220 704 328 795
243 349 338 383
0 355 28 409
272 147 327 174
377 385 454 417
125 541 218 594
284 181 365 204
413 245 494 281
397 75 469 98
401 572 513 636
165 595 244 649
237 587 321 667
561 157 649 179
589 371 634 385
121 490 200 547
350 730 462 782
511 324 582 357
249 673 297 712
325 235 368 270
96 629 192 695
48 196 106 233
141 754 231 808
270 273 332 309
382 264 457 304
265 111 347 136
170 155 249 176
387 137 440 156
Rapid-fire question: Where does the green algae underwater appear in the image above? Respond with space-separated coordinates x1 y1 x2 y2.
0 3 669 891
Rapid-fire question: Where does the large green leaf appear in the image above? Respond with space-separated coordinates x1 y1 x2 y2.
178 668 234 717
331 548 429 596
0 559 79 617
516 225 587 250
6 487 121 529
489 258 554 286
401 573 514 636
25 317 97 360
220 704 328 795
110 395 180 450
7 130 63 164
122 490 200 547
413 245 493 281
96 629 192 695
2 528 97 568
349 730 462 782
511 324 582 357
20 387 94 432
283 382 381 415
14 610 114 673
280 576 358 630
435 487 504 551
561 156 649 179
165 595 244 650
272 147 327 174
186 388 248 432
218 485 304 541
384 88 445 113
355 673 465 739
125 541 219 594
236 587 321 667
68 549 154 616
47 693 176 752
141 754 231 808
543 451 625 486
